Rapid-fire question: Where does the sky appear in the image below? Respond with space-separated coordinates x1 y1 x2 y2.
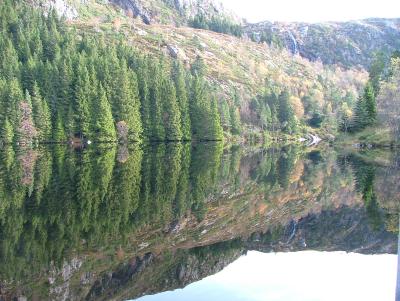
218 0 400 23
135 251 397 301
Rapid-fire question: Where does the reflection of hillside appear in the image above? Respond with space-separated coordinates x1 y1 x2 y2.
85 205 397 301
0 145 398 301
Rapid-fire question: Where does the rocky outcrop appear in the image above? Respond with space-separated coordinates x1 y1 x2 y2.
111 0 152 24
163 0 236 20
245 18 400 68
36 0 78 20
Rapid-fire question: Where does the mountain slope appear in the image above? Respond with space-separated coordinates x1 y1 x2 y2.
245 18 400 69
46 0 367 129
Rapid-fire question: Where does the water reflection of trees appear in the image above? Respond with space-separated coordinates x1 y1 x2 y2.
338 154 399 232
0 143 226 280
0 144 398 286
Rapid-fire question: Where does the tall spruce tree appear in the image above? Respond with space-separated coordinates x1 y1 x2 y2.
149 60 165 141
74 59 92 139
112 60 142 141
363 82 377 125
172 61 191 141
278 90 297 134
93 84 116 142
352 96 368 131
220 99 231 131
1 118 14 144
137 58 151 139
162 77 182 141
229 106 241 135
31 82 52 141
210 97 224 140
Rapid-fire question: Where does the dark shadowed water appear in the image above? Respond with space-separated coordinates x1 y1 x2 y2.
0 143 398 301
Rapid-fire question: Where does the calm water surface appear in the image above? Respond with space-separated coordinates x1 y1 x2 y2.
0 143 398 300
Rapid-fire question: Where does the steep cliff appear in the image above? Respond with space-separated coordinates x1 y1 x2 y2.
245 19 400 69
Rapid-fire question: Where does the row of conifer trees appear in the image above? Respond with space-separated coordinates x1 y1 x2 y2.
0 0 224 144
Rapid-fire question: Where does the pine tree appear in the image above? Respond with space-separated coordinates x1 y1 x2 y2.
260 103 272 131
363 82 377 125
229 106 242 135
162 77 182 141
351 81 377 132
149 61 165 141
220 99 231 131
172 61 191 140
53 112 66 142
137 59 151 139
210 97 224 140
352 96 368 131
31 82 52 141
112 60 142 141
93 84 116 142
189 74 207 140
278 90 297 134
190 55 207 77
6 78 23 129
74 59 92 139
1 117 14 144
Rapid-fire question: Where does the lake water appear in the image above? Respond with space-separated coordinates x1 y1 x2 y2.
0 143 398 301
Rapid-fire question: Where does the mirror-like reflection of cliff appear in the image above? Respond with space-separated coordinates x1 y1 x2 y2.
0 143 398 300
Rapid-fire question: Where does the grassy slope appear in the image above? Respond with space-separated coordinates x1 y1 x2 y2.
64 0 368 131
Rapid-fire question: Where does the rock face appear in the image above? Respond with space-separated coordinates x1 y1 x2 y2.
165 0 234 19
36 0 78 20
108 0 239 25
110 0 152 24
245 18 400 68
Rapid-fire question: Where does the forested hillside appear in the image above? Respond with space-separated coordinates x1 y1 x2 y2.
336 52 400 146
0 1 226 143
3 0 398 144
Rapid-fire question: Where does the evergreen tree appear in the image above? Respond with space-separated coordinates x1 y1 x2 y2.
260 103 272 131
74 59 92 139
189 74 207 140
190 56 207 77
1 118 14 144
53 112 66 142
111 61 142 141
351 82 377 131
0 1 228 143
31 82 52 141
229 106 242 135
5 79 23 129
363 82 377 125
148 61 165 141
137 59 151 139
220 99 231 131
162 77 182 141
351 96 368 131
278 90 297 134
93 84 116 142
172 61 191 140
210 97 224 140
